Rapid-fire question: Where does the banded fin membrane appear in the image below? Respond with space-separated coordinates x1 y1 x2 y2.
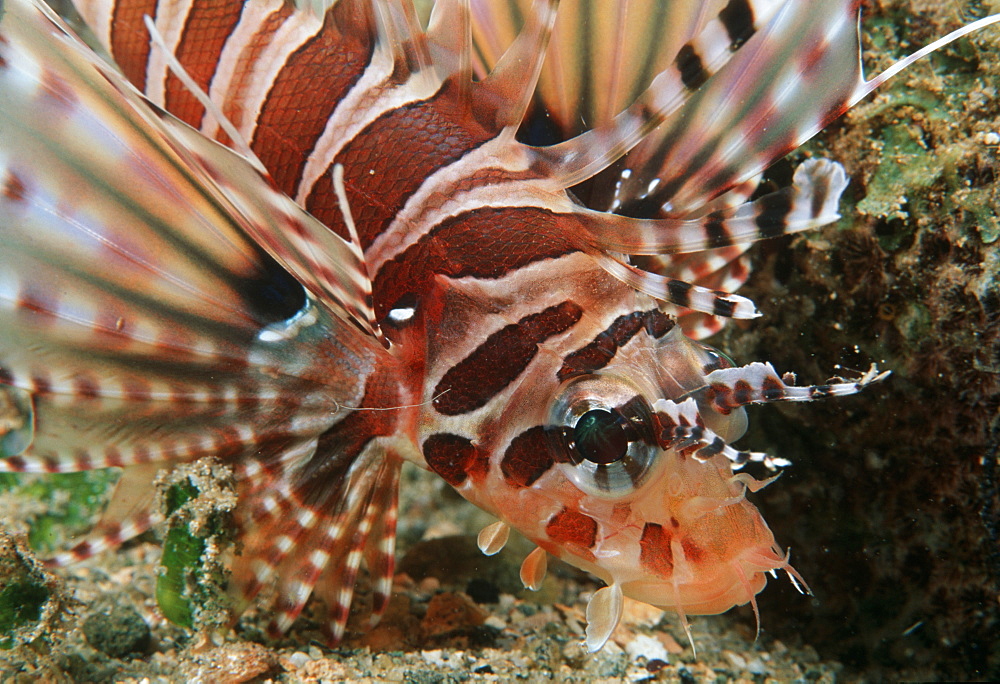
0 0 404 642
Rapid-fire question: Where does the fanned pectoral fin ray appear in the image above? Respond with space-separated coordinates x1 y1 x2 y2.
0 0 396 647
230 447 404 642
0 0 378 479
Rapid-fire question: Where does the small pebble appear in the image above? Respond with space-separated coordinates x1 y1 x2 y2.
626 634 669 663
286 652 311 668
82 603 151 658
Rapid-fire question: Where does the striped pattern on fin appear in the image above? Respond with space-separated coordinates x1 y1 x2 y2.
0 0 399 634
229 436 403 641
0 0 378 473
603 0 865 216
47 463 164 567
578 159 848 255
701 363 891 413
654 364 891 469
472 0 782 139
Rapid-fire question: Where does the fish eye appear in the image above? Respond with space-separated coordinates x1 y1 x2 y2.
552 376 661 498
573 409 632 465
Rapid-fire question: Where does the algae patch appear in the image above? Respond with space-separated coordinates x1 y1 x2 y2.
155 459 237 635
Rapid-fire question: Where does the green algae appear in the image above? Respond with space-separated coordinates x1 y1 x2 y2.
154 459 237 634
0 471 120 553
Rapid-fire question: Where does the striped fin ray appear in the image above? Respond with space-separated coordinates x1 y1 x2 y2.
471 0 782 139
558 158 845 318
604 0 865 216
0 0 376 441
518 0 787 189
626 176 759 338
653 397 773 470
474 0 998 228
426 0 472 95
595 256 759 319
470 0 559 131
645 247 751 339
228 414 404 641
586 2 1000 217
311 456 400 641
699 363 892 414
577 158 847 255
0 0 395 601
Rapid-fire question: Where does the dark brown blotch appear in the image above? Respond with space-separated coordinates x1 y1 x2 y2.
545 508 598 549
500 425 567 488
433 301 583 415
423 433 489 486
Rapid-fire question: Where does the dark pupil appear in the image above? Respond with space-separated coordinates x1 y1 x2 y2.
574 409 629 465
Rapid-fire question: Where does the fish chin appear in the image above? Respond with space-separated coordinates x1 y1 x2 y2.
614 451 794 616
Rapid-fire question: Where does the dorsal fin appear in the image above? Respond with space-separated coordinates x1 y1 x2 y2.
471 0 560 131
427 0 473 98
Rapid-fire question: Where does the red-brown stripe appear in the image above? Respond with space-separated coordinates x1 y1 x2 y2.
220 2 295 141
422 433 489 486
251 2 374 197
499 425 569 488
306 80 494 246
558 309 674 381
545 508 598 549
639 523 674 577
433 301 583 416
110 0 159 92
164 0 245 127
373 207 581 319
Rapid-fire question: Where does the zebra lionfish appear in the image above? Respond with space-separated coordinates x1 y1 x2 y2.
1 0 996 651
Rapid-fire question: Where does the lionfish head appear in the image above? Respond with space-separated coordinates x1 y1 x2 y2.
422 275 812 650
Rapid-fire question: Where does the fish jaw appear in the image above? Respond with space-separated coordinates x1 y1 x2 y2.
464 438 792 618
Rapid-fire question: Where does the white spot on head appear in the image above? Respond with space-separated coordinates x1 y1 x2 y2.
387 306 415 323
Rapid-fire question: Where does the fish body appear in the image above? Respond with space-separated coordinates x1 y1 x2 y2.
0 0 993 650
